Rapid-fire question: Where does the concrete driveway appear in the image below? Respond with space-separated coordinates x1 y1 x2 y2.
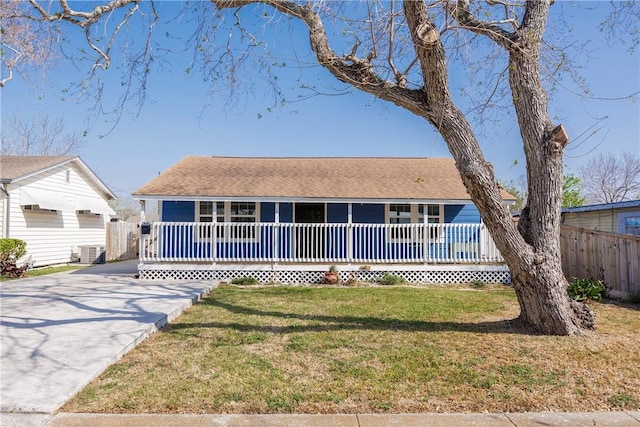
0 260 216 414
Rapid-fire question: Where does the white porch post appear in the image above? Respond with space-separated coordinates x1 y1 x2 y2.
274 202 280 263
423 203 428 264
211 201 217 264
347 203 353 263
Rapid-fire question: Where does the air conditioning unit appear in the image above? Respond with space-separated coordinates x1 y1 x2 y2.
79 245 106 264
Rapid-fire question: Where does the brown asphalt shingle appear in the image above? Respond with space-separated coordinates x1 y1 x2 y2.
134 157 514 202
0 156 75 181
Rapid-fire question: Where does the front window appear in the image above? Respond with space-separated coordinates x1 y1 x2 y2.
389 204 412 224
228 202 257 239
389 204 412 239
197 201 214 238
230 202 256 222
197 201 258 240
387 204 442 241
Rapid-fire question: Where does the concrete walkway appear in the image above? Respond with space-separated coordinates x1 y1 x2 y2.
0 260 216 414
1 411 639 426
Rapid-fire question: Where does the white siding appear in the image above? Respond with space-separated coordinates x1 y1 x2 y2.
0 191 5 238
6 162 112 267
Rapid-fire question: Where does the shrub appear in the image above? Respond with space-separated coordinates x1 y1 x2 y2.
231 276 260 286
377 273 406 286
567 277 608 302
471 279 486 289
0 238 27 262
0 238 28 278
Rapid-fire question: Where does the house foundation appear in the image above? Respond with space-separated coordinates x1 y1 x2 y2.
138 262 511 284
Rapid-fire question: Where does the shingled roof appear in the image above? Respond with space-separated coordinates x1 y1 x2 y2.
0 155 116 199
0 156 75 181
134 157 515 203
134 156 514 201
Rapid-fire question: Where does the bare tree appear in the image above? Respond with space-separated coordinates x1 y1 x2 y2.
108 196 140 221
579 152 640 204
0 115 84 156
0 0 53 87
7 0 639 335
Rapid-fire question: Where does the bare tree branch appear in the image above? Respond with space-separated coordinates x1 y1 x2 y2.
0 114 85 156
579 152 640 203
445 0 517 48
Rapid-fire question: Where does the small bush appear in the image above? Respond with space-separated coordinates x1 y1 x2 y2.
231 276 260 286
0 238 28 278
471 279 486 289
628 291 640 304
567 277 608 302
0 238 27 262
377 273 406 286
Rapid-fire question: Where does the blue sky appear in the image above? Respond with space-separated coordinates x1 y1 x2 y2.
2 1 638 201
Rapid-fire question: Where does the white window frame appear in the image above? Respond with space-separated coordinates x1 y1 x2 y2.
385 203 443 242
195 201 215 241
196 201 260 241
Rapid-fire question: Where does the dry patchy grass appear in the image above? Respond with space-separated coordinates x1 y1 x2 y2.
63 286 640 414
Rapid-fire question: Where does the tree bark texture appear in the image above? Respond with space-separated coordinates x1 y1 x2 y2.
505 1 595 334
219 1 597 334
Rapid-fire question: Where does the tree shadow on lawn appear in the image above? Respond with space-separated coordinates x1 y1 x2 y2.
167 298 538 336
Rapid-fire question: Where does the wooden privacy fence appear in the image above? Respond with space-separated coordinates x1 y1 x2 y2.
106 222 139 261
560 225 639 298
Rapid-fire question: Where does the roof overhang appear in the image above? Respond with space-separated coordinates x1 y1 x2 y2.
562 200 640 214
132 195 477 205
9 157 116 200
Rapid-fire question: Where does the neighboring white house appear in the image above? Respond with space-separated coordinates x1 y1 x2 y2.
0 156 116 267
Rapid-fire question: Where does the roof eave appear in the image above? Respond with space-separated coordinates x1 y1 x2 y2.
132 194 476 205
6 157 117 200
6 157 77 183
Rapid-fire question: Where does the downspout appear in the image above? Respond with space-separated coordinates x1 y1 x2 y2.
1 183 9 238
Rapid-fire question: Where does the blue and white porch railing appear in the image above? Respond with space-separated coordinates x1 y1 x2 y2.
140 222 504 264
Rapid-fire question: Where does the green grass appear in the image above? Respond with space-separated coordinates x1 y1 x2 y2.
63 286 640 414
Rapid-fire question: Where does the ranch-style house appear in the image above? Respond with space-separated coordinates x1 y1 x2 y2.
133 156 515 283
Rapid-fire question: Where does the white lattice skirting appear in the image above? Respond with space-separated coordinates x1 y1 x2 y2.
138 264 511 285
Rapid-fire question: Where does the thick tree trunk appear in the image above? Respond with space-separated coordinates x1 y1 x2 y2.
429 105 595 335
401 0 596 335
213 0 597 335
508 243 595 334
503 1 595 334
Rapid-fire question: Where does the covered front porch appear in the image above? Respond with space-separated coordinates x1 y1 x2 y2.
138 222 510 283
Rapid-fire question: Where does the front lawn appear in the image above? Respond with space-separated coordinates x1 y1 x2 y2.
63 285 640 414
